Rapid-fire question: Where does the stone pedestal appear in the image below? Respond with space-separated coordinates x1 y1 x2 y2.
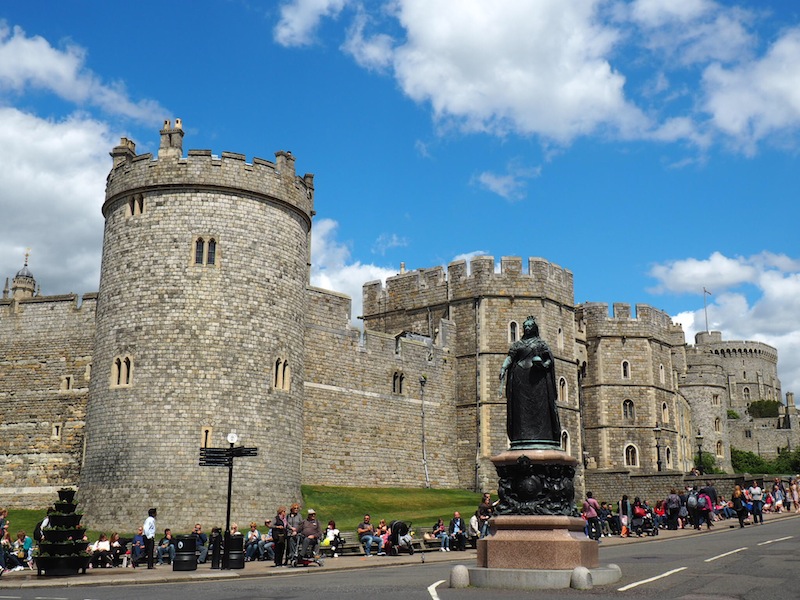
477 447 597 571
477 515 597 570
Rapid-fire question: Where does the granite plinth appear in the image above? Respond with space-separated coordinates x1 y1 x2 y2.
466 564 622 590
477 515 598 570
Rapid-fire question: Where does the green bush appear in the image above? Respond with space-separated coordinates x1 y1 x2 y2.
727 409 741 419
731 447 775 474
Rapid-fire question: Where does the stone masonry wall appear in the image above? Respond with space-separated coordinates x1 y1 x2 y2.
0 294 95 508
303 287 458 487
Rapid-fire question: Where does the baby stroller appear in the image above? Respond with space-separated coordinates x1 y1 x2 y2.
289 534 325 568
386 520 415 556
640 512 659 537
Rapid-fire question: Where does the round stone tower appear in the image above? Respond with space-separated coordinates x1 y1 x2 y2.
79 120 314 531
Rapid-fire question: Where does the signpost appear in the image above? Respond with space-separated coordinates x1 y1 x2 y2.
199 434 258 569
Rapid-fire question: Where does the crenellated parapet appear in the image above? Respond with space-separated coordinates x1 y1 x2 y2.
577 302 682 343
693 331 778 363
363 255 573 317
105 123 314 223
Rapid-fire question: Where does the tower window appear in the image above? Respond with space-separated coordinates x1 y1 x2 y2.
623 399 635 421
743 387 751 402
509 321 518 343
193 236 220 267
274 358 291 391
392 371 405 394
559 377 568 403
195 238 205 264
561 430 570 454
622 361 630 379
624 445 638 467
662 402 669 424
111 355 133 388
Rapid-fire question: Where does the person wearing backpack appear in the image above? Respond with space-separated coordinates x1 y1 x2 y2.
686 487 701 529
697 492 714 529
665 489 681 530
581 492 601 541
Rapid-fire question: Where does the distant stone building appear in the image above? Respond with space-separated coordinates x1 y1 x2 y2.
0 123 795 529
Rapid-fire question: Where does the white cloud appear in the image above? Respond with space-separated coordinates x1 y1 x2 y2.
655 252 800 400
273 0 349 47
473 161 541 200
310 218 398 322
702 27 800 152
0 23 165 124
0 108 112 296
341 7 394 71
390 0 648 143
371 233 408 255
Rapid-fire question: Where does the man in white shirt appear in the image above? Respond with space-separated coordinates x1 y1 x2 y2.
143 508 157 569
749 480 764 524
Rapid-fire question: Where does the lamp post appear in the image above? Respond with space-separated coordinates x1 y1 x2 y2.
653 425 663 472
695 432 704 474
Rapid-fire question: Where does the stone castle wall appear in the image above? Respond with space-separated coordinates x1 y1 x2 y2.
79 130 315 532
0 294 96 507
303 287 458 488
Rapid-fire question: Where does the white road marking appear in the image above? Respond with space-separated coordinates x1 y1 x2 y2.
617 567 687 591
428 578 446 600
704 547 748 562
758 536 793 546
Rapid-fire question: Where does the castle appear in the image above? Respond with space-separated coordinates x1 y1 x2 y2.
1 122 796 531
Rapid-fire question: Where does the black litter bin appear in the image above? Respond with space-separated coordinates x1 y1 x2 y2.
227 534 245 569
173 535 197 571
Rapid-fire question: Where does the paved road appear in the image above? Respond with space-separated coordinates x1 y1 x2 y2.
1 515 796 599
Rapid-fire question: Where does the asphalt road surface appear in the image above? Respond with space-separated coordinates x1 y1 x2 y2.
1 517 796 599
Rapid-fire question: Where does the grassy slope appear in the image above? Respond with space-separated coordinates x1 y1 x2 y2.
7 486 483 541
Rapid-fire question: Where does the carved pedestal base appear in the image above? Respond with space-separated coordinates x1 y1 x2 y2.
477 515 598 569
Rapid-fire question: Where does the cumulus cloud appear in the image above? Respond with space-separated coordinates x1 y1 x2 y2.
473 161 541 200
371 233 408 255
310 218 399 322
273 0 349 47
702 27 800 152
0 23 165 124
0 108 112 296
654 252 800 399
341 6 394 71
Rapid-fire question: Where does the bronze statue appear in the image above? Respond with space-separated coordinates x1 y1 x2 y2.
499 316 561 449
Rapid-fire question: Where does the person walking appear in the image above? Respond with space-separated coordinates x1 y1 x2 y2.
582 492 601 541
143 508 157 569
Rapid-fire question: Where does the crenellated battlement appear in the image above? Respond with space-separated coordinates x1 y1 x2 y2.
104 126 314 221
363 255 574 317
577 302 683 342
692 332 779 363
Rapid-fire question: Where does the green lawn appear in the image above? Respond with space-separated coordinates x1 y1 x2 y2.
6 486 483 541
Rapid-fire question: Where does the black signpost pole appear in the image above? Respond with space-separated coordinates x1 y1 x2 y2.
223 441 234 569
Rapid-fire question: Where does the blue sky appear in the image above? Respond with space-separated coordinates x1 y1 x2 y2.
1 0 799 397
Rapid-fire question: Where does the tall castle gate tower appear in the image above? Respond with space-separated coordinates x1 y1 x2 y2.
79 122 315 531
362 256 581 492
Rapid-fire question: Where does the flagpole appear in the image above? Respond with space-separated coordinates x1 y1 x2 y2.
703 287 711 333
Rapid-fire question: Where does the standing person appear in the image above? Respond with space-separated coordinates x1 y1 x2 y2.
143 508 157 569
791 478 800 513
478 492 495 538
665 488 681 530
285 503 303 564
272 507 288 567
618 495 631 537
748 480 764 525
582 492 601 541
732 485 748 528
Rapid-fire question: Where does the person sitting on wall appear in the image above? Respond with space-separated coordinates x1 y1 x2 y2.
90 533 113 568
244 521 261 562
192 523 209 564
156 529 175 565
109 532 126 566
13 530 34 569
131 526 146 567
357 514 385 556
297 509 322 558
448 511 467 551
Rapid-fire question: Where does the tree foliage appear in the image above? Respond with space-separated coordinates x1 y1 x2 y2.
727 409 741 419
731 447 772 473
747 400 782 418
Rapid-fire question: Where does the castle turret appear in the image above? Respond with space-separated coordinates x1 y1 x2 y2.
80 121 315 531
11 252 36 299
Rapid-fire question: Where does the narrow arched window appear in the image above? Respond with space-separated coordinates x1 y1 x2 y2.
561 430 570 454
622 361 630 379
274 359 284 389
509 321 518 343
123 357 132 385
557 327 564 351
559 377 568 403
714 418 721 433
113 357 122 386
625 445 638 467
716 441 723 456
195 238 205 264
623 399 635 421
207 239 216 265
743 387 751 402
659 364 665 384
662 402 669 424
665 447 672 468
282 361 291 391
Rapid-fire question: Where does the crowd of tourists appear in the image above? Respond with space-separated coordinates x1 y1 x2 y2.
581 477 799 541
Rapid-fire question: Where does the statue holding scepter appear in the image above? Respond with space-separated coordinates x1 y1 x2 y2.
499 315 561 449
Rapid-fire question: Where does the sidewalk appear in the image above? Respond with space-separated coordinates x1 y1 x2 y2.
2 510 796 589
